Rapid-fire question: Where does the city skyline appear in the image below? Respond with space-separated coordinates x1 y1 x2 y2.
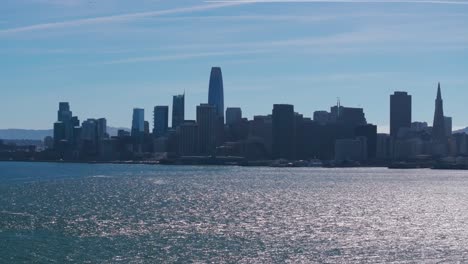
5 65 467 166
1 1 468 130
0 67 465 133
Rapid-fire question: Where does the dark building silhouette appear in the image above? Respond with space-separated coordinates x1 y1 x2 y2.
172 94 185 129
444 116 452 137
225 107 246 142
80 118 99 157
53 122 65 146
272 104 295 160
226 107 242 125
330 105 367 127
177 120 198 156
208 67 224 119
197 104 217 155
53 102 80 154
390 91 412 138
249 115 273 156
131 108 145 137
226 117 249 142
432 83 446 143
313 111 330 125
318 123 354 160
153 106 169 138
144 121 150 135
131 108 145 153
97 118 107 140
355 124 377 160
57 102 72 122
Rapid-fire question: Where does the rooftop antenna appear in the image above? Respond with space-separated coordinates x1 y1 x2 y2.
337 97 341 117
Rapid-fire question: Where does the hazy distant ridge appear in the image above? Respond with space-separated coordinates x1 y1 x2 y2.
0 127 130 140
454 127 468 134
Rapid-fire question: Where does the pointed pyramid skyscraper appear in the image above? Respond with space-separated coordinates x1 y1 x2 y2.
432 82 446 143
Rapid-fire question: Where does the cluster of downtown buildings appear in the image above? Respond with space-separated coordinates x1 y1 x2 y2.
9 67 467 167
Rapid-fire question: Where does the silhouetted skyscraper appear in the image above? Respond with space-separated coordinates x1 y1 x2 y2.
444 116 452 137
390 91 412 138
131 108 145 137
313 111 330 125
58 102 72 122
197 104 217 155
81 118 99 156
153 106 169 138
226 107 242 125
330 105 367 127
172 94 185 129
432 83 446 143
272 104 295 160
144 121 150 135
208 67 224 119
81 119 97 142
96 118 107 140
177 120 198 156
54 102 78 149
355 124 377 160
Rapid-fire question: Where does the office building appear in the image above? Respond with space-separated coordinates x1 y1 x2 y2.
131 108 145 137
376 134 392 160
355 124 377 159
153 106 169 138
444 116 452 137
330 105 367 127
57 102 72 122
53 102 78 148
313 111 330 125
172 94 185 129
226 107 242 125
197 104 217 155
390 91 412 138
97 118 107 140
272 104 295 160
335 137 367 162
177 121 199 156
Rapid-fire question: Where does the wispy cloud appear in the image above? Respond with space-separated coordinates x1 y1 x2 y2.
206 0 468 4
101 49 274 65
30 0 85 6
0 2 245 35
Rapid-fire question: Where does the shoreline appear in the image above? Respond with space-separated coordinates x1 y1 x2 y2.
1 159 461 170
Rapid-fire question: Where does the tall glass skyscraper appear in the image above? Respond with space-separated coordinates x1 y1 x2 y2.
131 108 145 137
172 94 185 129
153 106 169 138
208 67 224 119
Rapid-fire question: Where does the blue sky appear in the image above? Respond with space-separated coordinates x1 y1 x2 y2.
1 0 467 132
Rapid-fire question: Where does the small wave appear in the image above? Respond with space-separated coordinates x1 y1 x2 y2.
90 175 114 178
151 179 166 185
0 210 34 217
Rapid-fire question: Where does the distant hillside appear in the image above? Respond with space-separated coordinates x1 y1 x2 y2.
0 129 52 140
454 127 468 134
0 127 130 140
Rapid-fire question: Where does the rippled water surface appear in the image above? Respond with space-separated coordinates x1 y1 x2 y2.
2 162 468 263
